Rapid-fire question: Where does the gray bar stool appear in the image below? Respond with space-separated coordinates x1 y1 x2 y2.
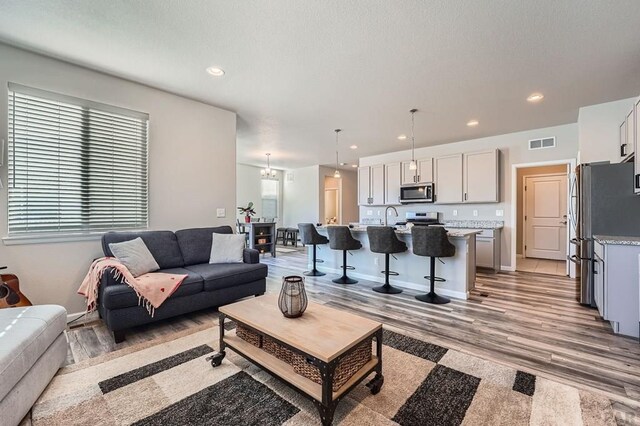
367 226 407 294
298 223 329 276
327 226 362 284
411 226 455 304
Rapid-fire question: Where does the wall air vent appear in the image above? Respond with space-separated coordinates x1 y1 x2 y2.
528 136 556 150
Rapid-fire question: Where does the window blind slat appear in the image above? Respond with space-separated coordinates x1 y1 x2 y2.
8 85 149 235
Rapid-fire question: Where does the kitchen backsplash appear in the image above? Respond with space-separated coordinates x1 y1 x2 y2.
359 204 507 225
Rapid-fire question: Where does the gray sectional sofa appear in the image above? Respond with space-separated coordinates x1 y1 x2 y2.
99 226 267 343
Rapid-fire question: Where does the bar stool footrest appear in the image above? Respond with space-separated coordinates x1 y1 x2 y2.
340 265 355 270
424 275 446 282
381 270 399 276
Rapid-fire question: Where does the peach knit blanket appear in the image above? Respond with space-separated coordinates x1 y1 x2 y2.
78 257 186 317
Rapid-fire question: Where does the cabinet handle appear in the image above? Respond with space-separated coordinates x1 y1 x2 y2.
621 143 627 157
464 193 468 201
417 174 420 182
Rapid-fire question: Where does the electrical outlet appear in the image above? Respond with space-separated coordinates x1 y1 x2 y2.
216 208 226 218
496 209 504 217
453 210 458 216
374 257 379 266
473 210 478 217
367 210 373 216
377 211 381 216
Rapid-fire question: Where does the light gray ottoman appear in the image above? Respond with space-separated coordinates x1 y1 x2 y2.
0 305 67 426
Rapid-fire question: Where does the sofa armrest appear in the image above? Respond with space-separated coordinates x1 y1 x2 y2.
100 267 123 287
243 248 260 264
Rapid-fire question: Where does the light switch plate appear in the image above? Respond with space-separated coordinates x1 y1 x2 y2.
473 209 478 217
496 209 504 217
453 209 458 216
216 208 226 218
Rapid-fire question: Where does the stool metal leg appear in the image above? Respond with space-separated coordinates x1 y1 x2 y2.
416 257 450 304
373 254 403 294
304 245 326 277
333 250 357 284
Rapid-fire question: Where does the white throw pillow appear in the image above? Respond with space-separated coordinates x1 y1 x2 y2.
209 233 245 264
109 237 160 277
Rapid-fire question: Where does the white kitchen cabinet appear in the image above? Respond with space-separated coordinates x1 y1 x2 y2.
464 149 499 203
620 119 628 159
475 229 501 271
623 109 634 160
401 158 433 185
434 154 463 203
358 164 385 206
634 98 640 194
593 239 640 338
384 162 401 205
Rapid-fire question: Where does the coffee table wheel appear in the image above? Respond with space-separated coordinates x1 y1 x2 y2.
366 374 384 395
207 351 225 367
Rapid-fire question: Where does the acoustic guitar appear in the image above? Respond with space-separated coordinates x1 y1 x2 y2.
0 267 32 309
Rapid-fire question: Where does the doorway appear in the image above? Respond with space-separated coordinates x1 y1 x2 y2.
513 161 575 277
324 176 341 225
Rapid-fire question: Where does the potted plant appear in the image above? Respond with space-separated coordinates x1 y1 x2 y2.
238 202 256 223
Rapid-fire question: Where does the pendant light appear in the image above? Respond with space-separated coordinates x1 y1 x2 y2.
333 129 342 178
260 153 277 179
409 108 418 170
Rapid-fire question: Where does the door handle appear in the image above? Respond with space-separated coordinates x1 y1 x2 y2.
560 221 567 224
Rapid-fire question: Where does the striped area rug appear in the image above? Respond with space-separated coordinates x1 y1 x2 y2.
34 324 617 425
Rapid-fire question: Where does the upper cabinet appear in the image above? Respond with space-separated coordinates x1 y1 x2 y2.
464 149 499 203
434 154 463 203
358 164 385 206
434 149 499 204
401 158 433 185
384 162 401 205
634 98 640 194
621 109 634 160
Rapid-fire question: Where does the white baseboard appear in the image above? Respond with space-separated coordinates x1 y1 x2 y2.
66 310 97 324
500 265 516 272
316 266 470 300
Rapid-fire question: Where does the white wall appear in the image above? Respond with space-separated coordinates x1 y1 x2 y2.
236 163 283 226
0 43 237 315
578 97 636 164
359 123 579 269
282 165 320 227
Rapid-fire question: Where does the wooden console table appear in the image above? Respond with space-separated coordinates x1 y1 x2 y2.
241 222 276 257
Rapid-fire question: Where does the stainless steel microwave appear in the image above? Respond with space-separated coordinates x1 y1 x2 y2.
400 183 434 203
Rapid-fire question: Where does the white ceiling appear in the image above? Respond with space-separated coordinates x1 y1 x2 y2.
1 1 640 170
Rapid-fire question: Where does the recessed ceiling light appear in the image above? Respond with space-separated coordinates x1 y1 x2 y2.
350 145 358 150
206 66 225 77
466 120 479 127
351 164 358 168
397 134 407 141
527 93 544 103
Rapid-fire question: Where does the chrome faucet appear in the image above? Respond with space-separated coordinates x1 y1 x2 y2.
384 206 398 227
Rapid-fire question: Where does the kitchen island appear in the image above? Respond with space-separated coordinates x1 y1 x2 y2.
311 226 480 300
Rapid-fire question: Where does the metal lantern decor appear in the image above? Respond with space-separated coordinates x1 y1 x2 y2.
278 275 308 318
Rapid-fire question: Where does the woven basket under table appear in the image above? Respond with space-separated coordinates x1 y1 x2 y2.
236 324 262 347
291 337 373 392
263 336 294 363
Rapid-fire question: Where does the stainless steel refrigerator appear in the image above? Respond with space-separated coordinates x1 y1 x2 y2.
573 162 640 305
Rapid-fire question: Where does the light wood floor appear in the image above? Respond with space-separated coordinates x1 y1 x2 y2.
66 248 640 423
516 256 566 276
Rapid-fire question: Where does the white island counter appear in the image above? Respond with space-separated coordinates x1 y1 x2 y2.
311 226 480 300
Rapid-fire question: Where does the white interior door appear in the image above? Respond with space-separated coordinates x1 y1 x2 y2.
525 174 567 260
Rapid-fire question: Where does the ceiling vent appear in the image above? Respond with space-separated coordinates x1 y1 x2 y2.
528 137 556 150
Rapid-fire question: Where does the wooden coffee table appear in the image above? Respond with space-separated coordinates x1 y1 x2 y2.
208 294 383 426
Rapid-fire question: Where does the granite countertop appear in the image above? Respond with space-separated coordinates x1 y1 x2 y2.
319 225 481 238
593 235 640 246
442 220 504 229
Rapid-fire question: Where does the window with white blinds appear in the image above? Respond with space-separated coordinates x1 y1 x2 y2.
7 83 149 235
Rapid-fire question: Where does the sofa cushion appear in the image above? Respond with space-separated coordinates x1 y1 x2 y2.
184 263 268 291
109 237 160 277
102 231 184 269
101 268 204 310
175 226 234 265
0 305 66 403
